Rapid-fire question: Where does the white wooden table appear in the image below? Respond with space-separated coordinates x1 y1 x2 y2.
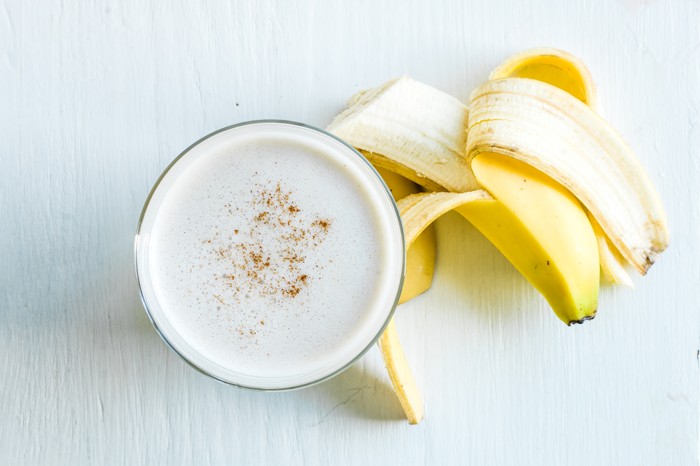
2 1 698 464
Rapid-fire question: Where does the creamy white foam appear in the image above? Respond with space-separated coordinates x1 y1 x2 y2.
136 122 403 389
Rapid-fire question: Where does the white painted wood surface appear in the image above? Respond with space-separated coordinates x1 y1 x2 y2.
1 0 698 464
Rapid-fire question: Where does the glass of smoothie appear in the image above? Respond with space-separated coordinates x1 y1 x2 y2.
135 120 405 390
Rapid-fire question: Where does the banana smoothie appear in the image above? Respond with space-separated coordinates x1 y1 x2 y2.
135 122 404 389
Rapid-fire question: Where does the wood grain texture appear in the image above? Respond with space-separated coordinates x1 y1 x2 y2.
1 0 698 464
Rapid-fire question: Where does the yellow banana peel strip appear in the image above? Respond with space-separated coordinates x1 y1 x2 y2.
374 167 437 303
588 213 634 288
378 319 422 424
489 47 598 109
378 191 491 424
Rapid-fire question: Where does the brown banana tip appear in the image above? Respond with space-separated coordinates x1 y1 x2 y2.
568 312 597 326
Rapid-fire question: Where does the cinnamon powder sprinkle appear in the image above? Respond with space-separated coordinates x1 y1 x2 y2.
312 219 330 231
202 180 333 312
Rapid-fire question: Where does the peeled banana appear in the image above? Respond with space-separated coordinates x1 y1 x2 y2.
461 153 599 324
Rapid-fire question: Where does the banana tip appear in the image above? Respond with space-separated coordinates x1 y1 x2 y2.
567 312 597 326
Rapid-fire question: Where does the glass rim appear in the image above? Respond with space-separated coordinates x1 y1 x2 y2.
134 119 406 392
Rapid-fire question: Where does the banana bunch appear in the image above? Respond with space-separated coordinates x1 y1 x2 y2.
327 48 669 424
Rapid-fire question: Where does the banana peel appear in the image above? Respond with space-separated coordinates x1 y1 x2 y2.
375 167 437 303
489 47 598 109
328 49 668 424
328 76 477 193
379 190 491 424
